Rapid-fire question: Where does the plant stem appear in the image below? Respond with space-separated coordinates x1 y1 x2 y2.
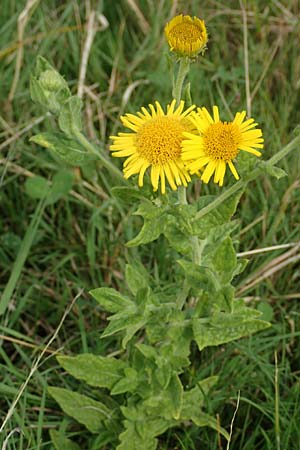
73 128 126 184
177 186 187 204
172 57 190 107
172 56 203 308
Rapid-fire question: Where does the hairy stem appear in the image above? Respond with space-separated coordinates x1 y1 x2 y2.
172 57 190 107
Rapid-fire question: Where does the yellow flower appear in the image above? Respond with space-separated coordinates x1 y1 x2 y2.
182 106 264 186
164 14 208 57
110 100 195 194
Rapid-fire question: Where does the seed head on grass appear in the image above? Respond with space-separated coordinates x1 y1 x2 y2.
164 14 208 57
182 106 264 186
110 100 195 194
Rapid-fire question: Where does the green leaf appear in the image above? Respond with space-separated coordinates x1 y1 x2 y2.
117 420 158 450
181 376 218 420
92 287 155 348
181 378 231 440
47 170 74 204
58 96 83 137
193 300 271 350
259 161 287 179
232 258 248 278
24 171 73 204
212 237 237 284
111 368 138 395
177 259 219 293
30 132 96 166
30 76 51 109
144 374 183 420
49 387 112 433
163 215 193 256
190 412 229 440
126 201 167 247
125 263 150 295
112 186 146 204
90 287 133 313
57 354 127 389
257 301 274 322
101 312 146 344
192 192 243 238
25 176 50 199
119 405 173 450
50 430 81 450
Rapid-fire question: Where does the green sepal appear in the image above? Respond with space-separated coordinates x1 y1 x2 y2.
30 132 96 166
48 387 112 433
56 354 127 389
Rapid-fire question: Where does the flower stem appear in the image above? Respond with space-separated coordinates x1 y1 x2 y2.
172 57 190 107
73 128 126 184
172 56 203 308
177 186 187 204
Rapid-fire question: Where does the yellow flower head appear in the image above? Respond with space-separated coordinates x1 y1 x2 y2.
164 14 208 57
110 100 195 194
182 106 264 186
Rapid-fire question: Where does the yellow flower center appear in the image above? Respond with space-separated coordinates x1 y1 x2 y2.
135 116 188 165
203 122 242 161
169 22 202 45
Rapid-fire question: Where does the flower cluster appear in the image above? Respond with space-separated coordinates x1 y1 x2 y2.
110 101 263 193
110 14 264 194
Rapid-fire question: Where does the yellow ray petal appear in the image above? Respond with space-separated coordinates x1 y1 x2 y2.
160 166 166 194
151 165 160 191
201 160 217 184
213 105 220 123
228 160 239 180
138 162 149 186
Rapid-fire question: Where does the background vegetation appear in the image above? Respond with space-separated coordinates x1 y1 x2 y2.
1 0 300 448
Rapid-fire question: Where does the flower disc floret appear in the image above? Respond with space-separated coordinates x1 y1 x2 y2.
164 14 208 57
110 100 195 194
181 106 264 186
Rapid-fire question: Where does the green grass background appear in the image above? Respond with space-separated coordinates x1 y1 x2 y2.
1 0 300 449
